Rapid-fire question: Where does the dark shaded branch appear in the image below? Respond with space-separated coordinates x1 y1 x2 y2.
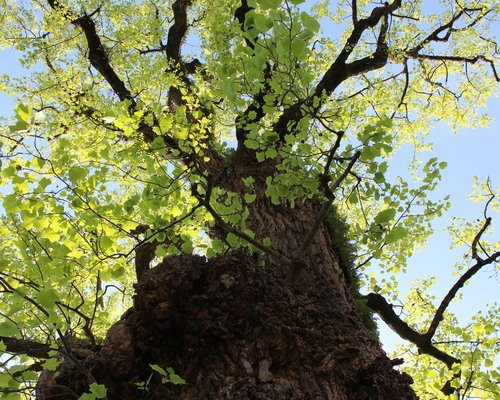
391 60 410 119
166 0 192 63
410 7 486 54
364 293 459 369
472 217 492 261
55 301 96 349
0 336 52 359
274 0 401 141
234 62 273 164
404 6 499 81
72 15 135 103
234 0 255 49
192 183 289 266
47 1 134 103
233 1 274 164
323 130 345 180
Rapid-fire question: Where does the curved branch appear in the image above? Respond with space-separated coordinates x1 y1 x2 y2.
405 6 499 81
274 0 401 141
166 0 192 63
406 53 499 82
364 293 459 369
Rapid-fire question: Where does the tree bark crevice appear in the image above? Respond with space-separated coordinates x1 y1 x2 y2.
37 204 417 399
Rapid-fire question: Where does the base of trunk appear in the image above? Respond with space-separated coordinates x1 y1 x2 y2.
37 252 416 399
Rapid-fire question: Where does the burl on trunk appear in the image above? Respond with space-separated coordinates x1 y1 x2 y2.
36 200 416 399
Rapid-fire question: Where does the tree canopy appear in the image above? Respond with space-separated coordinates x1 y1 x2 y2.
0 0 499 399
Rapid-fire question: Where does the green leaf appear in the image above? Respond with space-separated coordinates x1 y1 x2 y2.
150 364 167 376
42 358 59 371
254 14 273 33
244 139 260 149
14 102 32 122
3 195 20 213
0 321 19 337
265 147 277 159
167 367 186 385
9 119 29 132
68 166 87 183
36 287 58 309
89 383 107 398
259 0 280 10
374 209 396 224
300 12 320 33
244 193 256 203
226 232 240 248
0 373 13 387
385 226 408 243
100 236 113 251
111 266 125 278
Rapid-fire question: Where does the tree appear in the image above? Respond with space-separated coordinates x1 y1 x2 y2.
0 0 498 398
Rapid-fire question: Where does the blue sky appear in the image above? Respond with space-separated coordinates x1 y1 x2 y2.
376 94 500 350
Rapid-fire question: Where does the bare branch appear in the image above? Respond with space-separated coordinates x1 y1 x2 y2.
404 6 499 81
407 53 499 82
472 217 492 261
364 293 459 369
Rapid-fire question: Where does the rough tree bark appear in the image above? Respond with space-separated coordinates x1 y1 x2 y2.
36 173 417 399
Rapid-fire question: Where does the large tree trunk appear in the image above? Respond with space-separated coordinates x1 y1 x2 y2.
36 197 417 399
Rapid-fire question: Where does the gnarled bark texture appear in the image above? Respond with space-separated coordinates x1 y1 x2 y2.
36 200 417 399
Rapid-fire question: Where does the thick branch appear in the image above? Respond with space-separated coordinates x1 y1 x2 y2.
234 62 273 164
166 0 192 63
47 1 134 103
364 293 459 369
72 15 134 103
234 0 255 49
274 0 401 140
192 183 290 266
233 1 274 165
0 336 52 359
